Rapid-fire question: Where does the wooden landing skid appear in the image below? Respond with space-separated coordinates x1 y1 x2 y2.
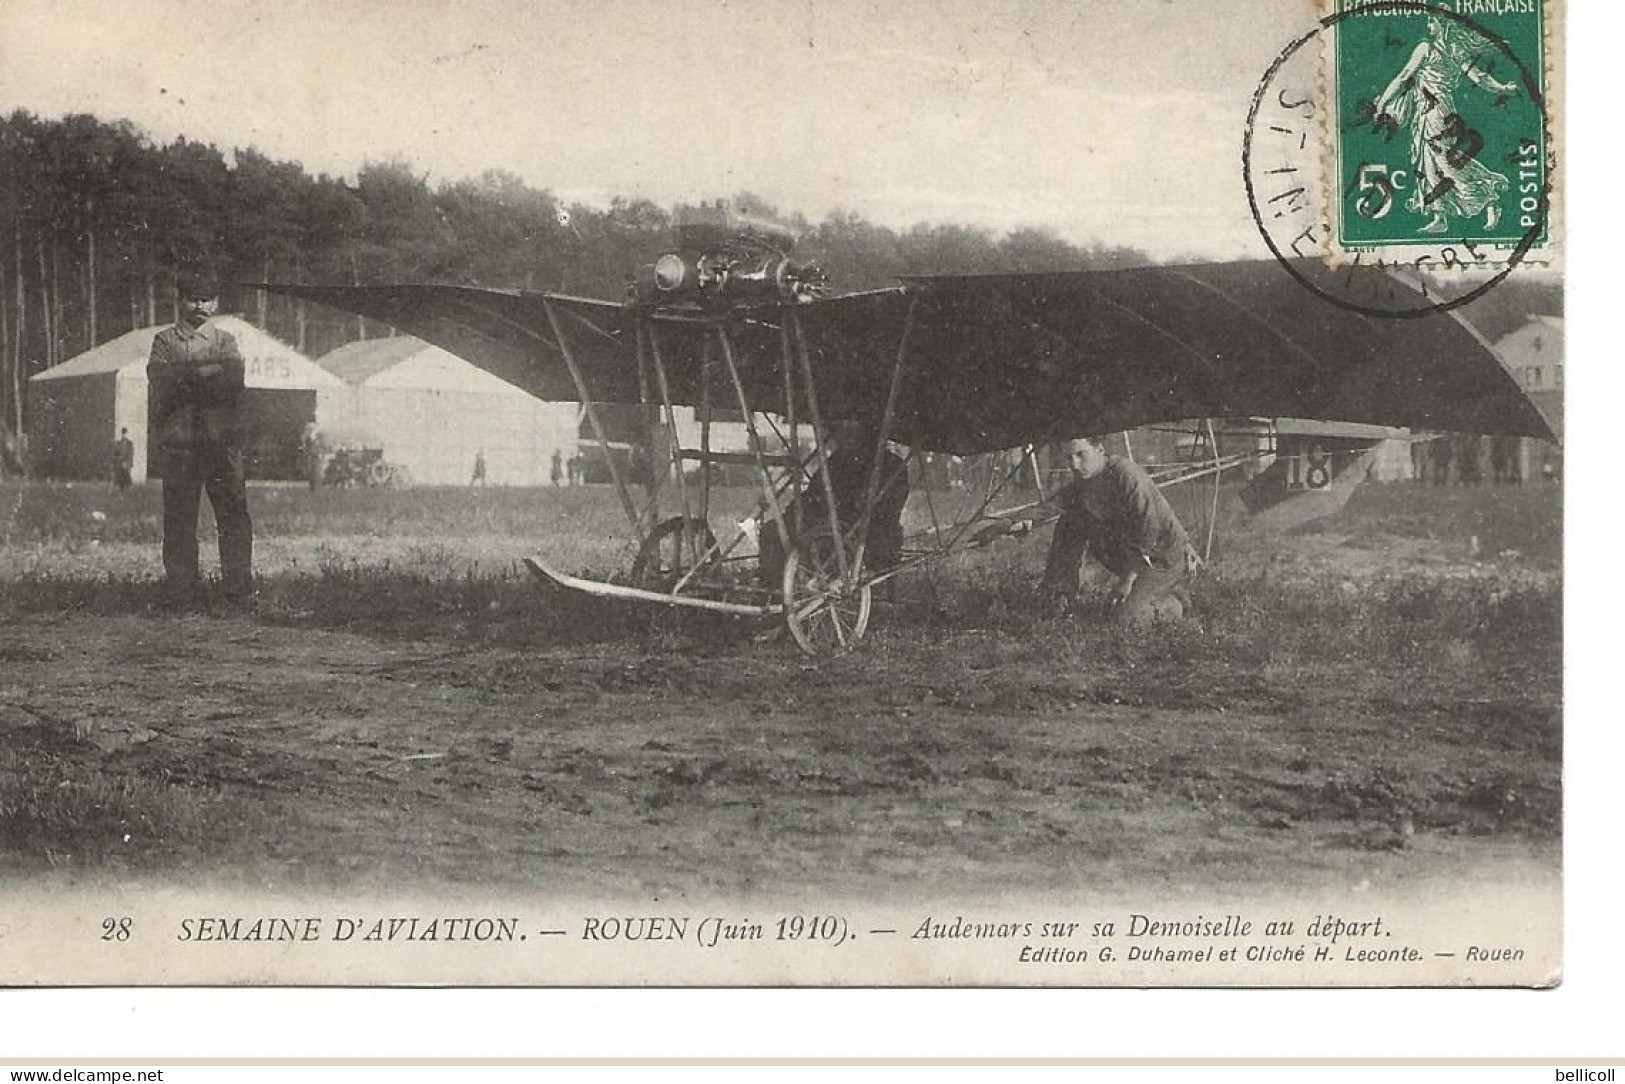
522 557 783 617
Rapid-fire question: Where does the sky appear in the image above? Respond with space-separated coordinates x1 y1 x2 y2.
0 0 1314 259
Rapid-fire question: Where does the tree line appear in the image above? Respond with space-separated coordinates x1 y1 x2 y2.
0 109 1148 460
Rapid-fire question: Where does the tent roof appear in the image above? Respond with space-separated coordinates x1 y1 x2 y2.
318 336 426 384
318 335 535 397
30 324 154 380
31 316 340 388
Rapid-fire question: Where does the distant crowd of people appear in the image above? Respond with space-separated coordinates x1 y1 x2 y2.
548 447 590 486
1410 433 1559 485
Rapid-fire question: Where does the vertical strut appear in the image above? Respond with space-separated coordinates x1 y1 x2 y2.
851 295 920 577
699 335 713 529
713 323 795 563
790 310 849 579
1025 443 1047 500
634 321 661 530
543 298 644 548
779 321 802 536
1204 416 1221 562
645 318 696 568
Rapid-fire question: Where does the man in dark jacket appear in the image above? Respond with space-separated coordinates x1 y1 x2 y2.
758 419 910 594
147 273 254 605
110 427 135 491
1042 436 1198 624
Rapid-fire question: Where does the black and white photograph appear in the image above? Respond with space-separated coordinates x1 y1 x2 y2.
0 0 1563 989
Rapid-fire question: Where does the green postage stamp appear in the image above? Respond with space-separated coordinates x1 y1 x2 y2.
1333 0 1549 252
1246 0 1556 311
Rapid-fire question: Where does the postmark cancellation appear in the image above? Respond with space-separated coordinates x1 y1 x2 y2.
1245 0 1558 315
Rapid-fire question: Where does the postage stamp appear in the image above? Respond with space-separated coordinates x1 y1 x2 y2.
1331 1 1549 253
1244 0 1558 315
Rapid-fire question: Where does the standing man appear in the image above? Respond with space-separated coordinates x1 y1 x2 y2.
550 447 564 486
1455 432 1482 486
1041 436 1198 624
1410 435 1430 484
110 427 135 492
1493 434 1522 484
1430 434 1454 486
299 419 327 490
471 449 488 486
147 271 254 607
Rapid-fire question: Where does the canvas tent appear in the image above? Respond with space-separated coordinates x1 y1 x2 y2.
315 336 578 485
28 316 340 483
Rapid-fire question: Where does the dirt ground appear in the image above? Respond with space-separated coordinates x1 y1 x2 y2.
0 482 1561 904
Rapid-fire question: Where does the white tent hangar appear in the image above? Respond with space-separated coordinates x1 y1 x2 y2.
28 316 340 483
315 336 578 485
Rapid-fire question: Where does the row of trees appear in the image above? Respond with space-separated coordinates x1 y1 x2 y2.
0 108 1148 460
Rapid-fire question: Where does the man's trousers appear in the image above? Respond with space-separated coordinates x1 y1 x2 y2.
160 443 254 598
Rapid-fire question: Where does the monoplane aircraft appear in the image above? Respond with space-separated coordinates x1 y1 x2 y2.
260 205 1553 656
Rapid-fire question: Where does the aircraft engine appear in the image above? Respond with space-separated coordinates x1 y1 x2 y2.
636 244 827 306
632 205 829 306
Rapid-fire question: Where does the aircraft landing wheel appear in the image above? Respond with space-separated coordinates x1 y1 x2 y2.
782 530 872 658
631 516 719 590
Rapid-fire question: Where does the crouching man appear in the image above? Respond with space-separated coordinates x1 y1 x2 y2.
1041 436 1198 624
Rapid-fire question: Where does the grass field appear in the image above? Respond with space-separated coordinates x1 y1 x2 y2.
0 477 1561 903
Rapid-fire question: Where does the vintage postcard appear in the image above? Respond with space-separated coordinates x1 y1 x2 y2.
0 0 1562 988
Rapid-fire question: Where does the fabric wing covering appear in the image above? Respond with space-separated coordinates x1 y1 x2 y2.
260 257 1553 456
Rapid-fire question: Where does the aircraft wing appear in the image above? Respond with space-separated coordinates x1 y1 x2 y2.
260 258 1554 452
253 284 641 402
812 258 1553 453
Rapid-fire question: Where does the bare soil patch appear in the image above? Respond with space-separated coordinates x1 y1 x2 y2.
0 481 1561 899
